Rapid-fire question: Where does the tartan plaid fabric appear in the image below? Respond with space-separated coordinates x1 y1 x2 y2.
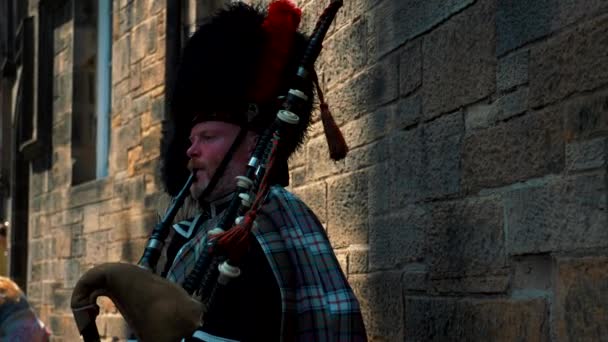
166 186 367 341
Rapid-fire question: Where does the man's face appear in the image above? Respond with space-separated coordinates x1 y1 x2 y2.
187 121 256 201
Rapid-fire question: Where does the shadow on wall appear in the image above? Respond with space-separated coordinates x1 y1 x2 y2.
332 0 608 340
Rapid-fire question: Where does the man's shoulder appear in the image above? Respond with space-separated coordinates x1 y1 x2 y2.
268 185 307 207
259 186 326 235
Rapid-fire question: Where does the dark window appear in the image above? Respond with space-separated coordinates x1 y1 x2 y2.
71 0 112 185
71 0 98 185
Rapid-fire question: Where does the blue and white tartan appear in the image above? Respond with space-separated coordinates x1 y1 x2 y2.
167 186 367 341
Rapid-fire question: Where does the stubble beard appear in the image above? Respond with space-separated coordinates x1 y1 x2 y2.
190 166 242 203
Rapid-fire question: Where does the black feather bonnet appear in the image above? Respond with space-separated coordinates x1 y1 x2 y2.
161 2 314 196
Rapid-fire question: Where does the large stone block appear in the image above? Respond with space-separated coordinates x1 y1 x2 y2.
370 0 474 58
350 272 403 341
327 171 369 248
108 238 147 263
511 254 553 296
43 237 56 260
464 100 493 132
384 111 463 208
291 181 327 224
117 117 142 151
402 264 428 292
28 281 41 303
149 0 164 15
462 109 564 193
100 209 129 232
131 94 150 119
399 40 422 97
31 214 47 239
43 261 60 282
68 178 114 208
85 231 109 265
490 86 529 122
555 257 608 341
392 94 422 130
496 0 553 55
464 88 529 132
54 227 73 258
342 107 390 151
132 0 147 24
330 0 381 35
505 173 608 255
31 263 42 283
387 128 425 208
428 196 505 278
497 50 529 92
53 117 71 146
99 314 130 339
72 237 85 257
113 175 146 209
530 17 608 107
150 95 165 123
348 245 369 275
305 135 347 180
112 81 130 115
141 124 162 159
288 167 306 188
344 138 390 174
43 190 70 213
109 210 160 242
367 162 391 217
319 18 367 89
53 21 72 55
52 315 81 340
112 34 130 84
141 61 164 92
63 258 81 288
422 0 496 118
30 240 45 263
131 21 149 64
83 204 101 233
423 111 464 199
562 90 608 142
50 208 83 228
369 205 427 271
53 73 72 115
327 54 399 124
41 281 61 304
431 273 510 294
497 0 608 55
565 137 608 172
118 5 134 36
405 297 548 341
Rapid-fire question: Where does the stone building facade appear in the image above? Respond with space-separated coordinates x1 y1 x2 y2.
0 0 607 341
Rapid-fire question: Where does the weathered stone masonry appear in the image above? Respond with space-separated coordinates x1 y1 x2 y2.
3 0 607 341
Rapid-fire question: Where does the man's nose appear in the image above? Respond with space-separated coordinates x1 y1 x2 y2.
186 142 200 158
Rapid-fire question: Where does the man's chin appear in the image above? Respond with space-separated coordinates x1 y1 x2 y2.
189 183 208 200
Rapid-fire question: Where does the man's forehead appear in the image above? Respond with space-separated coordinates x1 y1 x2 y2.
190 121 239 135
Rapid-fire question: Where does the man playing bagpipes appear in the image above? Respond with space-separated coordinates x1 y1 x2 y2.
71 1 366 341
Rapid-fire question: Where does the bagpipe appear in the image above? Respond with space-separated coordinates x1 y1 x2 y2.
70 1 344 341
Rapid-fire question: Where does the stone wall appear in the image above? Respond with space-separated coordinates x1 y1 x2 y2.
285 0 608 340
23 0 608 341
27 0 167 340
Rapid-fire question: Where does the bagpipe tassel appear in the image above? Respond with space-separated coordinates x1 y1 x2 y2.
313 70 348 161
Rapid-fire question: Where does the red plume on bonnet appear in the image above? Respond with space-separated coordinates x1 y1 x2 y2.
248 0 302 103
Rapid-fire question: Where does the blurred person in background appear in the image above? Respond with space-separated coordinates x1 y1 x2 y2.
0 276 50 341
